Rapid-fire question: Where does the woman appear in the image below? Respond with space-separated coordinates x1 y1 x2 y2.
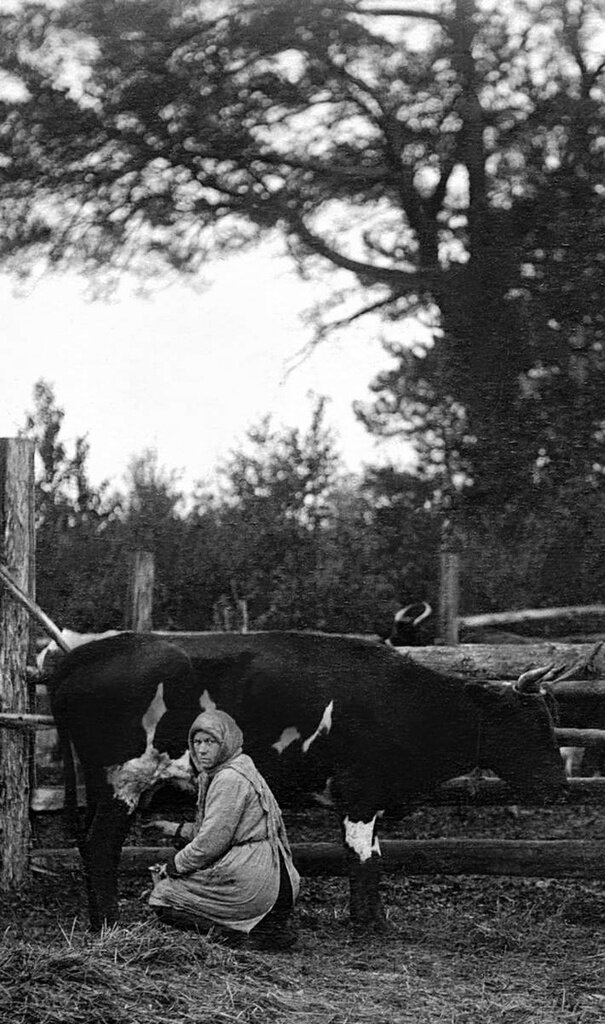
149 709 300 949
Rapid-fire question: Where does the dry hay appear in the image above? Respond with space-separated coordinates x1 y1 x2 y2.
3 868 605 1024
7 803 605 1022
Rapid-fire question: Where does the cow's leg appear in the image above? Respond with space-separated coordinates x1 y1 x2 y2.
341 811 387 931
81 794 133 930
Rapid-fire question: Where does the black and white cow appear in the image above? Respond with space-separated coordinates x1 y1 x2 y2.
44 630 568 931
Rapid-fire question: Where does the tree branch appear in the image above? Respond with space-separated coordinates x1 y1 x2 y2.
289 213 431 293
353 5 449 27
256 151 390 182
316 294 404 339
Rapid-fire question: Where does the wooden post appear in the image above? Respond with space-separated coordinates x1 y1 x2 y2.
0 438 35 890
126 550 155 631
437 520 460 644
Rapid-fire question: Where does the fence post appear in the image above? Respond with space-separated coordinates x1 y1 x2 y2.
437 519 460 645
126 550 155 631
0 438 35 890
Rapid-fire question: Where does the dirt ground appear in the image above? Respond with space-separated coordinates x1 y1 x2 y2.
3 802 605 1024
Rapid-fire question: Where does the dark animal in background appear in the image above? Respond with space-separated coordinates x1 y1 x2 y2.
44 630 567 931
385 601 433 646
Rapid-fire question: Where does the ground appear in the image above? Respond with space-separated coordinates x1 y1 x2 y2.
3 801 605 1023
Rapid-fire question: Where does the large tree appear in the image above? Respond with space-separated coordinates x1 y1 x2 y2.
2 0 604 506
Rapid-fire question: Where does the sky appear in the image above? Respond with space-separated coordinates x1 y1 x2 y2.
0 246 415 496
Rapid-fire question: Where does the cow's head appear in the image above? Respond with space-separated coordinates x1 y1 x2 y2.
465 664 568 803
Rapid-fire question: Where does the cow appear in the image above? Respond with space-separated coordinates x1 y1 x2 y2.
384 601 433 646
43 630 568 932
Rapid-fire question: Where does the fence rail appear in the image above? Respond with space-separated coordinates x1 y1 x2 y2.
30 838 605 880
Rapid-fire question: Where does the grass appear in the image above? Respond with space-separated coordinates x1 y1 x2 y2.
3 804 605 1023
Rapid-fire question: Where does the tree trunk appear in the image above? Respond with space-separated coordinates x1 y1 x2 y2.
0 438 35 890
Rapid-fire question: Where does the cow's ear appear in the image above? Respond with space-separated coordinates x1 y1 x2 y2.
465 681 507 708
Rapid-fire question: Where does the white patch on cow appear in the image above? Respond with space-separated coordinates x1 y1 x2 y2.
141 683 167 750
106 684 193 811
343 816 381 862
199 689 217 712
302 700 334 753
272 726 302 755
36 629 121 669
312 778 334 807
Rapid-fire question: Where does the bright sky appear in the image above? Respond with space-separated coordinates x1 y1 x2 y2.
0 246 414 495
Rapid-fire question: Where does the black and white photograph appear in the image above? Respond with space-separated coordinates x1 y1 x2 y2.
1 1 605 1021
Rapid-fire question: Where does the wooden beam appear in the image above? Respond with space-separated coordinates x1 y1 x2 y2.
0 712 55 730
554 728 605 748
30 838 605 879
0 438 35 891
459 604 605 628
390 643 605 679
0 563 70 652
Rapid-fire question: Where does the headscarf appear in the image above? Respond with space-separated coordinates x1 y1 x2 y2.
188 709 243 773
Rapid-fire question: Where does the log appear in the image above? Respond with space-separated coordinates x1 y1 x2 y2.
0 712 55 730
0 438 35 890
30 838 605 879
0 563 71 653
554 728 605 749
391 643 605 679
550 680 605 696
459 605 605 629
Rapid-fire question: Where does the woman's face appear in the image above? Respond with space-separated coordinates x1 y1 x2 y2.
192 730 221 769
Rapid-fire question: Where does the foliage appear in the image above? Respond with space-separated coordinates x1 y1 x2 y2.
20 383 440 633
20 380 126 629
1 0 604 511
159 397 441 634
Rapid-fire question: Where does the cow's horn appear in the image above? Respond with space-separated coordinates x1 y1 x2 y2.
413 601 432 626
394 604 414 622
514 664 555 693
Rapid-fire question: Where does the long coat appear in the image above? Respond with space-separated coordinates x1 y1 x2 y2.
149 752 300 933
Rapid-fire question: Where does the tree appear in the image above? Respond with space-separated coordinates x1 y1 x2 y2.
2 0 604 506
179 399 442 634
20 380 124 628
210 397 343 628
